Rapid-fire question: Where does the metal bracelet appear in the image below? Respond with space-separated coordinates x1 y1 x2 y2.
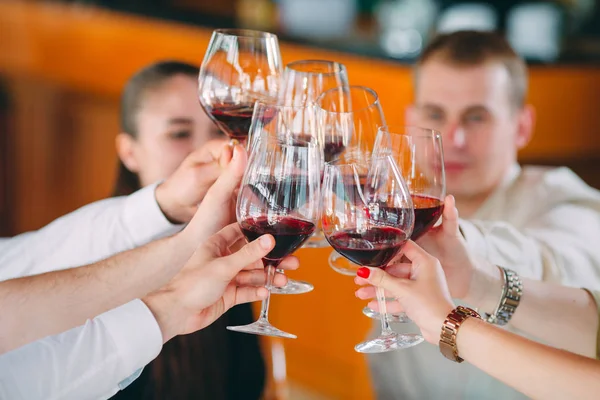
485 267 523 326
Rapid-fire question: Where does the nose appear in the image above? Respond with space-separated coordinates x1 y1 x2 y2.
444 122 467 150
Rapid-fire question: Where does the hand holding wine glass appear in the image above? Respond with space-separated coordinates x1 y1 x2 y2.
198 29 282 144
353 240 456 345
322 155 423 353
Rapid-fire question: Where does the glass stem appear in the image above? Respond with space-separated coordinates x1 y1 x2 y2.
259 264 275 321
376 286 394 336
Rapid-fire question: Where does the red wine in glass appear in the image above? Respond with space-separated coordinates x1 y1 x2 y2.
206 102 277 141
240 216 316 265
411 195 444 240
206 102 255 141
326 226 408 267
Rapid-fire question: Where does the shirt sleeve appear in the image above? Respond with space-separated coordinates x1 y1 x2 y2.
0 183 183 281
459 196 600 288
0 299 163 400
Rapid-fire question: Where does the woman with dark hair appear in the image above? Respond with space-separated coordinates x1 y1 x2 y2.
111 60 267 400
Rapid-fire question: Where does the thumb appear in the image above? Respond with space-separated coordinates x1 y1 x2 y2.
219 234 274 279
191 145 247 237
442 195 460 237
401 240 435 265
357 266 409 299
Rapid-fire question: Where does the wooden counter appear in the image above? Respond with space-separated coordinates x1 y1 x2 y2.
1 1 599 399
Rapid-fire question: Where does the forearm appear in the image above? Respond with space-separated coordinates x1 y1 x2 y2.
457 317 600 399
0 233 194 353
509 280 598 356
0 184 182 282
465 263 598 357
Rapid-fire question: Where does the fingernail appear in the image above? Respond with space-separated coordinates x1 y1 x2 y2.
231 145 239 160
357 267 370 279
259 235 272 249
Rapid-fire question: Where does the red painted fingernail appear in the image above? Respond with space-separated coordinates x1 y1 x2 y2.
357 267 370 279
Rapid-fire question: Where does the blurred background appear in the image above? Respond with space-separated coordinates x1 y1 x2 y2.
1 0 599 398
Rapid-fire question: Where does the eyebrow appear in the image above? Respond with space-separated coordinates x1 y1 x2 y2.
167 117 193 125
419 103 444 112
463 105 491 114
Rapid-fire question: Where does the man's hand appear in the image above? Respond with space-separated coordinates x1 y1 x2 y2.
155 139 232 224
413 195 476 299
143 223 299 343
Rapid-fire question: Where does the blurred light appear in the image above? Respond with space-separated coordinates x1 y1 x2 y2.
437 3 497 33
381 29 422 59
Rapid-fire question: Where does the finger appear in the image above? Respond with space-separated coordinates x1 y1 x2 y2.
233 270 288 287
367 299 405 314
354 276 370 286
400 240 435 265
277 256 300 271
384 263 412 279
220 234 274 278
233 286 269 306
442 195 461 236
185 138 231 165
354 285 394 300
357 266 409 299
192 145 248 237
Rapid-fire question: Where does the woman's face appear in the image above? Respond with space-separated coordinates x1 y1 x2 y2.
119 74 223 187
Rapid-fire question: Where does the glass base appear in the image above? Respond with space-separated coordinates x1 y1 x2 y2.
227 318 297 339
270 278 314 295
303 230 330 248
362 306 411 323
329 250 361 276
354 332 424 353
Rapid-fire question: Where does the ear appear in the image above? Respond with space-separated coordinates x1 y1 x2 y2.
515 104 535 149
115 133 140 173
405 104 418 126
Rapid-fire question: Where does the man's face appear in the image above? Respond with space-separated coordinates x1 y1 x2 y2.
410 59 530 201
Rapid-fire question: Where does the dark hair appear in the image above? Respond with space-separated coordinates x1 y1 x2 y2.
110 61 267 399
113 60 199 196
416 30 528 109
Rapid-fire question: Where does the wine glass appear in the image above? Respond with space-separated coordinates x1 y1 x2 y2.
226 113 321 339
363 125 446 322
246 102 318 295
280 60 349 248
198 29 282 145
321 155 424 353
316 85 386 276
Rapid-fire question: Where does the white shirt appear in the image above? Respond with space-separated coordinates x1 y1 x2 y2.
369 165 600 400
0 183 182 399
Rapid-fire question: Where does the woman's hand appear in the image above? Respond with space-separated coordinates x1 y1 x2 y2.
355 241 455 344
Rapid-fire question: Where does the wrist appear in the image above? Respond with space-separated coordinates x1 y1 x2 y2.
155 182 189 224
463 259 503 314
424 303 456 345
142 289 181 344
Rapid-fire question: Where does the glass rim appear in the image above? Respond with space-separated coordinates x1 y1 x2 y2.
315 85 380 115
285 60 347 76
213 28 278 40
378 125 442 139
254 100 316 113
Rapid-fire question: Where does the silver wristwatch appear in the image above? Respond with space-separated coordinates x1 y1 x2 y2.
485 267 523 326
